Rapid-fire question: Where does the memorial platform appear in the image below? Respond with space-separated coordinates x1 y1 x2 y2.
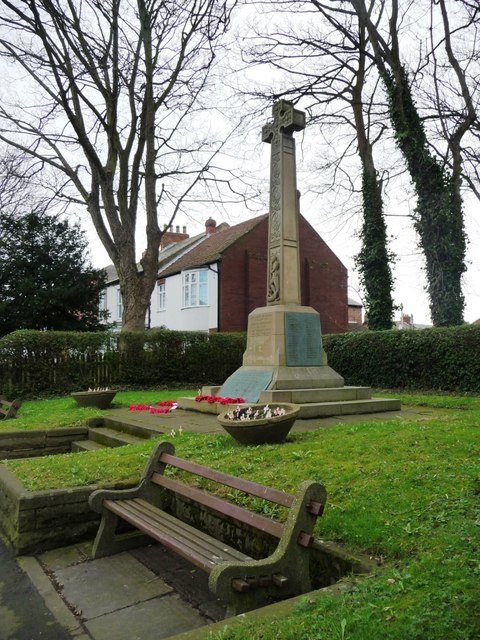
177 386 400 419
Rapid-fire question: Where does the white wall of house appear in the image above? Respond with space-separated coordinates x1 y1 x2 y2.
101 283 124 328
104 266 219 332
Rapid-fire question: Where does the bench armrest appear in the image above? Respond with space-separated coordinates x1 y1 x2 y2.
89 440 175 513
89 485 143 512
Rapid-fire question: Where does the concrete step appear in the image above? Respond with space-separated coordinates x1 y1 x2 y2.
260 386 372 404
297 398 401 419
89 416 164 439
87 427 147 448
71 439 107 453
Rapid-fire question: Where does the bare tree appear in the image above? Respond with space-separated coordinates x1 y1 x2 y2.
349 0 478 326
243 1 395 328
0 0 237 331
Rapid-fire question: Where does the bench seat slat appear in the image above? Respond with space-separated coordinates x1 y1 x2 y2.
152 472 285 539
104 498 252 573
134 499 251 562
160 453 294 508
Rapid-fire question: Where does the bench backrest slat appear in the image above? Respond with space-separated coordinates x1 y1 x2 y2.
160 452 294 508
152 472 285 539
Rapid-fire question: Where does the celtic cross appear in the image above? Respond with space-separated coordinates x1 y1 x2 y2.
262 100 305 306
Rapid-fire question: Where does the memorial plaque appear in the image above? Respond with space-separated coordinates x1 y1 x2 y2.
219 370 273 403
285 312 322 366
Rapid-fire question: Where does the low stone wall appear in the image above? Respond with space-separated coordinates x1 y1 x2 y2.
0 465 132 554
0 465 376 585
0 427 88 460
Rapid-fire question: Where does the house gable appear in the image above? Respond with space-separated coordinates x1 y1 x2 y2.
102 213 348 333
216 214 348 333
157 216 267 279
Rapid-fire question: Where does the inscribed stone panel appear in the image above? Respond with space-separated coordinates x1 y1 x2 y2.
285 313 322 366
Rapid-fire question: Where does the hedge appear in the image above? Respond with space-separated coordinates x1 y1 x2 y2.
0 329 246 398
2 325 480 399
324 324 480 392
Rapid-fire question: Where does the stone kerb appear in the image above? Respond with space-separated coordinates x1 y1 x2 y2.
0 427 88 460
177 398 222 414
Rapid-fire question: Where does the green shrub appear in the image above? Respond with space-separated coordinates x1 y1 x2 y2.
3 324 479 397
324 324 480 391
0 329 246 397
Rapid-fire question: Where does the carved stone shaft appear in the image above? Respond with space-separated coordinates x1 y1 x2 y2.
262 100 305 306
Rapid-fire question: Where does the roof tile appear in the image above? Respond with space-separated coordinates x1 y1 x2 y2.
158 214 268 278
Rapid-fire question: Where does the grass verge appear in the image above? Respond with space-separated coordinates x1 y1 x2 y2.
0 389 196 432
2 391 480 639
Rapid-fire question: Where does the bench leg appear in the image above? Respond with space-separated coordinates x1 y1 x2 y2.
91 510 119 559
91 510 152 559
209 552 312 617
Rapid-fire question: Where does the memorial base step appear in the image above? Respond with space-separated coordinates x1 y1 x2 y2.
259 386 372 404
294 397 401 419
177 389 401 420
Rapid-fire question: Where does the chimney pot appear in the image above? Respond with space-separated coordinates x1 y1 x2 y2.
205 217 216 235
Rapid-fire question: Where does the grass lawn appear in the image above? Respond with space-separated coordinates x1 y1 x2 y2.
0 389 197 432
2 390 479 639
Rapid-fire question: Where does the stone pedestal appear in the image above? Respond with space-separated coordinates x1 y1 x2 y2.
218 305 344 402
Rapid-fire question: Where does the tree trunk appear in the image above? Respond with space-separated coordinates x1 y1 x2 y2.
356 162 395 330
384 68 465 326
350 0 466 326
351 25 394 330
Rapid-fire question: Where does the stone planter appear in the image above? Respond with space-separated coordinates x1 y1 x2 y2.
217 403 300 445
71 390 117 410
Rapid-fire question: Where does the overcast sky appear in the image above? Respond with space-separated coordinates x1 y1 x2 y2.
85 124 480 327
32 0 477 327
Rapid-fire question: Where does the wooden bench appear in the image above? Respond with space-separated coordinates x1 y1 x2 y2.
0 398 22 420
89 441 327 615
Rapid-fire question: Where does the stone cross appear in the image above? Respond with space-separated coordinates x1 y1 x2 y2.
262 99 305 306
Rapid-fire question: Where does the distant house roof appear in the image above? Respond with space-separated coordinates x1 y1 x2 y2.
103 215 269 284
158 215 268 278
104 264 119 283
348 297 362 307
104 229 206 285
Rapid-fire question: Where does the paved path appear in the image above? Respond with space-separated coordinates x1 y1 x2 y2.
106 401 411 436
0 541 72 640
2 538 226 640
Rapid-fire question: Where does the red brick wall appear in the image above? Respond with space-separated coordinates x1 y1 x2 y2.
299 216 348 333
348 306 363 325
218 216 348 334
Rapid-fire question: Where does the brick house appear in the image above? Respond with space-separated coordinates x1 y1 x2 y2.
102 214 348 334
348 297 364 331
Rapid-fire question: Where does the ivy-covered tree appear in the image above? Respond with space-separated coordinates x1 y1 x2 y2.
0 212 107 336
349 0 476 326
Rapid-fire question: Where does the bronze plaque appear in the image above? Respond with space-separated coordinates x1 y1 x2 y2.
219 371 273 403
285 312 322 366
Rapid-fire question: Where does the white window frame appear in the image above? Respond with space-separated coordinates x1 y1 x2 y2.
116 287 123 320
183 269 208 308
157 281 166 311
